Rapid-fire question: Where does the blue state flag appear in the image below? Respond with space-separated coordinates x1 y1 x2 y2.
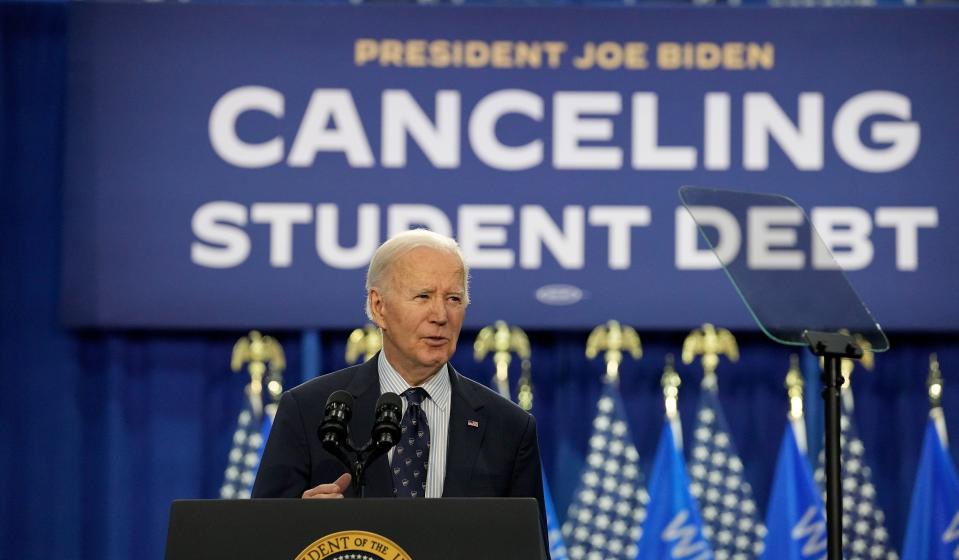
637 419 713 560
902 415 959 560
760 422 827 560
220 399 275 499
543 467 570 560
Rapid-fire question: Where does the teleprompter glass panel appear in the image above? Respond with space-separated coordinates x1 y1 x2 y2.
678 186 888 351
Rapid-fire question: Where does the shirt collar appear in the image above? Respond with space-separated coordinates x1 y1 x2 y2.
377 350 451 412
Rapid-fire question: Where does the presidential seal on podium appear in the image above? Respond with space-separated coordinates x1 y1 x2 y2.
294 531 412 560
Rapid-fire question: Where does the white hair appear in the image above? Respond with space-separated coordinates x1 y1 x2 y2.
365 229 470 321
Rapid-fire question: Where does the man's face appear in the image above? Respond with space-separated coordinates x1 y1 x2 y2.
369 246 467 381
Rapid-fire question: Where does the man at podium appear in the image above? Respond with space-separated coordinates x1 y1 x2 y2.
253 229 548 540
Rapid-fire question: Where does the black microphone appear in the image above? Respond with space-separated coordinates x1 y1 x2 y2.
370 392 402 453
318 390 354 468
316 390 402 497
355 392 402 495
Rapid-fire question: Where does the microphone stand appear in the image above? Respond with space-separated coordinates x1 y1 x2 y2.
354 435 400 497
350 442 375 498
329 439 395 498
321 424 400 498
321 436 380 497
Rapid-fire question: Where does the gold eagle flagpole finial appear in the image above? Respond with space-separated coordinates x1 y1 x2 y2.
231 330 286 418
346 324 382 365
585 320 642 384
474 320 530 400
681 323 738 391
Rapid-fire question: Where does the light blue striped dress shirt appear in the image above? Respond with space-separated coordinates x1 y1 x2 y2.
378 351 451 498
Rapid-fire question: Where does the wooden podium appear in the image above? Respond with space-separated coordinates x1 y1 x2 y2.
165 498 547 560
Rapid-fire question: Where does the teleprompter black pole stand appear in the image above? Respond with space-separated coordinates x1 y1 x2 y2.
803 330 863 560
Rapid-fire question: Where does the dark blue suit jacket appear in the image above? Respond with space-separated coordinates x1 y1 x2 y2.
252 355 549 547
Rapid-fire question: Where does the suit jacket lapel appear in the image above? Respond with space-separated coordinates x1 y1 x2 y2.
344 355 393 498
443 366 487 497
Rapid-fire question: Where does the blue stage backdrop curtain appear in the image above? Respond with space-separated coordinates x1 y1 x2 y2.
4 3 959 560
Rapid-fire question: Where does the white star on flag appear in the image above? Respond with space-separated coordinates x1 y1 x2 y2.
562 384 648 560
220 398 275 499
687 384 766 560
814 396 897 560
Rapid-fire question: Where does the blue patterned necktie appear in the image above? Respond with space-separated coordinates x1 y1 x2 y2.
391 387 431 498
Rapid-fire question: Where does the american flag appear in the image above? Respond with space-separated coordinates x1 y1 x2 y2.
814 396 897 560
562 383 648 560
687 383 765 560
219 400 275 499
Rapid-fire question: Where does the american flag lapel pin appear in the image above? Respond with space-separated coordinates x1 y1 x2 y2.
467 419 479 428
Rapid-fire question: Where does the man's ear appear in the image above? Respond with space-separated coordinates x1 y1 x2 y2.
368 288 387 330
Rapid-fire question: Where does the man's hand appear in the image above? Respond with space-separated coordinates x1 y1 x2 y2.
302 473 352 499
